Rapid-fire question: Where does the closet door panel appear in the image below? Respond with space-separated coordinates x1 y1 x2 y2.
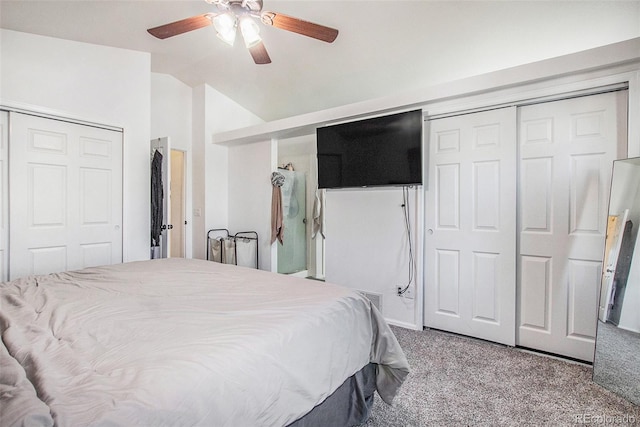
435 163 460 229
29 164 67 227
29 246 67 276
519 255 552 331
435 248 460 316
9 112 123 279
472 251 500 323
424 106 517 346
517 90 627 362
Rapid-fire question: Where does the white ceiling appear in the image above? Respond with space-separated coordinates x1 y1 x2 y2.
1 1 639 122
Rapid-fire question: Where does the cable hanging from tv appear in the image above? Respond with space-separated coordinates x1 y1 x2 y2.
397 185 415 296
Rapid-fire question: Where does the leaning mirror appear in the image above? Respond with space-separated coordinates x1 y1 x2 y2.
593 156 640 404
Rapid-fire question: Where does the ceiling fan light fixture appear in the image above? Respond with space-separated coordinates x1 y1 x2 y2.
216 27 237 46
147 0 339 64
212 12 237 46
240 16 262 48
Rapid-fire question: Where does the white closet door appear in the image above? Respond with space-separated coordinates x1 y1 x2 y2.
424 107 517 346
9 112 123 279
518 91 627 362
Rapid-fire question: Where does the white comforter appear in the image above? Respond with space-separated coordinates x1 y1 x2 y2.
0 258 408 427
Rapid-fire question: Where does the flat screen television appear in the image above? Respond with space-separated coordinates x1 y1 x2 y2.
316 109 423 189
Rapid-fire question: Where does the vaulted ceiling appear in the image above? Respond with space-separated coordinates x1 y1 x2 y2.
1 1 639 121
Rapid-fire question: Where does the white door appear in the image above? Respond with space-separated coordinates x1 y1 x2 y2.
9 112 123 279
424 107 517 346
150 137 171 258
517 91 627 362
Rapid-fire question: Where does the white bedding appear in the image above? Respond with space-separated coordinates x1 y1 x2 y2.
0 258 408 427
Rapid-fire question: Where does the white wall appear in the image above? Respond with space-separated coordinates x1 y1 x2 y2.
325 187 422 328
228 140 273 270
192 84 264 259
192 86 209 259
151 73 193 258
0 29 151 262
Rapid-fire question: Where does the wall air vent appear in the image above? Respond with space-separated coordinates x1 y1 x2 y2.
359 291 383 312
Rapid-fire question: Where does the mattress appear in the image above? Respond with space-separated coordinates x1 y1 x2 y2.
0 258 409 426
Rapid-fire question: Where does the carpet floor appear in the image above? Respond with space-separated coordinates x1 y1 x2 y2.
363 326 640 426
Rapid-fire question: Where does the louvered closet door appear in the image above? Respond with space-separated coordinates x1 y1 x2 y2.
9 112 123 279
517 90 627 362
424 107 517 346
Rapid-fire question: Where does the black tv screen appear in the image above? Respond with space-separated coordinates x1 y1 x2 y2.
316 109 423 189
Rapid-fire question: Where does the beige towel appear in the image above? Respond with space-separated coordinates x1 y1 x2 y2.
271 186 284 244
270 171 285 244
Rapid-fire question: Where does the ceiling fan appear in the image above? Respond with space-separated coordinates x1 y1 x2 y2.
147 0 339 65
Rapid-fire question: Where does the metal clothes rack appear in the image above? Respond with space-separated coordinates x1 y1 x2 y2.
207 228 259 269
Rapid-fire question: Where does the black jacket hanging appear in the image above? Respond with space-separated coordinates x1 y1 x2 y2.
151 150 163 247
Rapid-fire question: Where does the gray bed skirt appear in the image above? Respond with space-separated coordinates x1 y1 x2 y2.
288 363 377 427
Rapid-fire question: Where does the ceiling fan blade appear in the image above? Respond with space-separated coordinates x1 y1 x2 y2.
249 41 272 65
261 12 338 43
147 14 213 39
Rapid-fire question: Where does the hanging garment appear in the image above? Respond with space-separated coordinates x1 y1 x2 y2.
150 150 163 247
312 188 326 239
271 172 285 245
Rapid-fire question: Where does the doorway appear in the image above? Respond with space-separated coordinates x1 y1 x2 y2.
170 149 186 258
150 138 187 258
277 168 307 274
277 135 325 278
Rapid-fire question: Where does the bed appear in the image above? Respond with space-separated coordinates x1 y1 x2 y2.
0 258 409 426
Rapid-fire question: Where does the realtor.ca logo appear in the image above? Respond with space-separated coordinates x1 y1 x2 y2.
574 413 636 424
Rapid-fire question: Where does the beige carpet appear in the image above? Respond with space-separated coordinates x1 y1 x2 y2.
363 326 640 426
